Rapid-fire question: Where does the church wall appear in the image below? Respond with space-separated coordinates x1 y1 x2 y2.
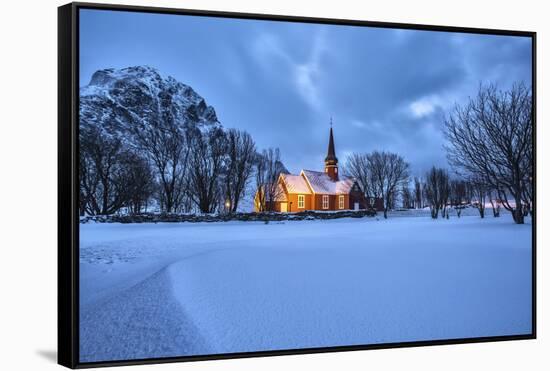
285 193 313 212
255 191 357 212
311 194 349 211
342 194 350 210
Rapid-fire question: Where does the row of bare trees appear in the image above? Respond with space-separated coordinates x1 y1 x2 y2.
344 155 511 221
345 151 410 218
395 83 533 223
415 168 502 219
79 127 156 216
79 119 261 215
443 83 533 224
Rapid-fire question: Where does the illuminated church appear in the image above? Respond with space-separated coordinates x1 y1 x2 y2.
255 125 383 212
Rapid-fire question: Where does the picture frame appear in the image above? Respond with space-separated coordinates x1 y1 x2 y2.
58 2 536 368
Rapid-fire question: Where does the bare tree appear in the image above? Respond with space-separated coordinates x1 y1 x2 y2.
119 152 155 215
79 127 131 215
468 176 488 218
414 177 424 209
79 139 99 215
444 83 533 224
255 148 285 212
450 179 468 218
223 129 256 213
423 167 450 219
521 138 533 216
188 128 227 213
131 117 189 213
367 151 410 219
402 184 414 209
344 153 377 199
487 188 501 217
255 154 267 213
442 180 451 219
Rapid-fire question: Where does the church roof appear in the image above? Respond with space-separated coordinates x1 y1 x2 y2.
280 173 312 194
301 170 354 195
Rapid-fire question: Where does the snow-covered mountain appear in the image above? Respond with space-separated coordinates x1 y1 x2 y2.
80 66 220 137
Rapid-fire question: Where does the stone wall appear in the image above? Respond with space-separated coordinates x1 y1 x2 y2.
80 209 377 224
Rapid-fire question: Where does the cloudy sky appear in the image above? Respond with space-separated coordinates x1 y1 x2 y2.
80 9 532 176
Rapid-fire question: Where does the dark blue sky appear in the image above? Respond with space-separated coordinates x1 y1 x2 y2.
80 9 532 176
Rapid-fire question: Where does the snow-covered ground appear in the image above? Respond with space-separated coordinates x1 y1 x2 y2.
79 215 532 362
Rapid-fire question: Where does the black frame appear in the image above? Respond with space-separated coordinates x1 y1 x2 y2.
58 2 537 368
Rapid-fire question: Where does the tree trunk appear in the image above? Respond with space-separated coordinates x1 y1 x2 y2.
513 208 525 224
513 204 524 224
512 193 524 224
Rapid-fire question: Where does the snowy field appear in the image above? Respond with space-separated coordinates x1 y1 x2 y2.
79 215 532 362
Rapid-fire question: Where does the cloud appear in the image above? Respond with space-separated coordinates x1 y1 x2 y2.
350 119 367 128
295 64 320 109
80 10 532 174
252 33 292 66
293 30 328 110
410 100 435 118
408 95 443 118
251 29 330 111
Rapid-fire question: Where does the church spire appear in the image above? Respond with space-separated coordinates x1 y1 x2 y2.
325 127 337 162
324 119 338 181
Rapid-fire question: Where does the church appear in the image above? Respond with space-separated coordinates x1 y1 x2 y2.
254 125 384 213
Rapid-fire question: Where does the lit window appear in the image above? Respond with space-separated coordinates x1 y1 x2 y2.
322 195 329 209
339 195 345 209
298 195 305 208
335 168 338 174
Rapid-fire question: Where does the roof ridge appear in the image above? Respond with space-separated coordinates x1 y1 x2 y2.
302 169 323 173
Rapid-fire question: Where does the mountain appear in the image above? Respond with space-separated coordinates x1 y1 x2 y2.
80 65 288 177
79 66 220 138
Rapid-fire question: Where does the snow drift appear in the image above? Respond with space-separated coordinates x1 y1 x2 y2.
79 215 532 362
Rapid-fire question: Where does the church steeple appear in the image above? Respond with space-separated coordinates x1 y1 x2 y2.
324 119 339 181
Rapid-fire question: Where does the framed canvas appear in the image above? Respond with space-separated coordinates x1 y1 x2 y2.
58 2 536 368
